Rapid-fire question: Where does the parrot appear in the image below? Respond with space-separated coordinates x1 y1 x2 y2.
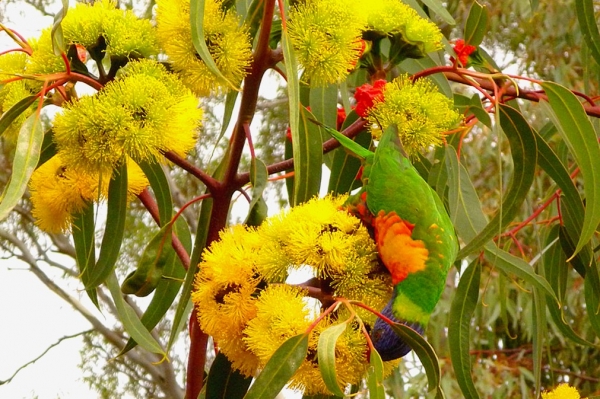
325 123 458 361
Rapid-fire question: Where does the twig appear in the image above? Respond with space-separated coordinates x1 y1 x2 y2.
0 329 94 385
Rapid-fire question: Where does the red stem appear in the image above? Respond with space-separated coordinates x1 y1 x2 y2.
186 309 208 399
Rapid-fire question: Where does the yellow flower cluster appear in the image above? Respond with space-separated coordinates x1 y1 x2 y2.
288 0 444 86
52 59 202 173
27 0 157 76
367 74 461 156
192 195 396 394
0 52 36 141
156 0 252 96
29 156 148 234
542 384 583 399
61 0 157 58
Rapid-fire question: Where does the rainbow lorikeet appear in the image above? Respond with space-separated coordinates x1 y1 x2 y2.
327 124 458 361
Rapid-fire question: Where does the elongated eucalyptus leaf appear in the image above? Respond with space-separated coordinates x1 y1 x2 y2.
244 333 309 399
317 321 348 397
121 223 173 297
575 0 600 68
139 161 172 226
541 226 594 347
292 100 322 204
106 273 166 357
37 130 57 167
419 0 455 25
85 162 127 289
458 105 537 258
389 323 444 398
244 157 268 225
50 0 69 55
327 112 370 195
464 1 488 46
219 91 239 139
448 259 481 399
72 203 98 307
367 349 385 399
309 84 338 167
0 112 43 221
189 0 236 89
583 260 600 338
120 217 191 355
206 352 252 399
446 146 558 302
531 286 546 398
0 95 36 138
541 82 600 258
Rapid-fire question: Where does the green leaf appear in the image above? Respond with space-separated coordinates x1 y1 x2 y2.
541 225 595 347
50 0 69 55
317 321 347 397
0 113 44 221
189 0 236 89
85 161 128 289
419 0 455 25
575 0 600 68
583 259 600 338
206 352 252 399
458 105 537 258
121 217 190 355
531 285 546 398
483 246 558 304
37 130 57 167
327 112 370 195
464 1 488 46
244 158 268 226
106 273 167 357
389 323 444 398
292 106 323 205
400 57 453 98
121 223 173 297
309 83 338 167
541 82 600 258
366 349 385 399
0 95 37 138
71 203 98 307
244 333 309 399
139 161 173 227
448 259 481 399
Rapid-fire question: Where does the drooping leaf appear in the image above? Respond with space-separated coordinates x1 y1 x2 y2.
121 223 173 297
244 157 268 226
0 112 44 221
464 1 488 46
575 0 600 68
50 0 69 55
541 82 600 258
106 272 167 357
189 0 236 89
448 259 481 399
206 352 252 399
583 259 600 338
412 0 455 25
292 104 323 205
309 83 338 167
317 321 348 397
0 95 37 138
139 161 173 227
458 105 537 258
389 324 444 398
244 333 309 399
72 203 98 307
327 112 370 195
37 130 57 167
84 161 128 289
366 349 385 399
531 286 546 398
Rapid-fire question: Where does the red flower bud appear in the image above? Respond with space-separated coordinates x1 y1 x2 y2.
451 39 476 66
354 79 386 118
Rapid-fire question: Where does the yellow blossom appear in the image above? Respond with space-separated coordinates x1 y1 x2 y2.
125 158 149 199
29 155 101 233
367 74 461 156
541 384 582 399
356 0 443 54
156 0 252 96
61 0 157 58
27 28 66 75
53 60 201 173
289 0 365 86
0 80 36 142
